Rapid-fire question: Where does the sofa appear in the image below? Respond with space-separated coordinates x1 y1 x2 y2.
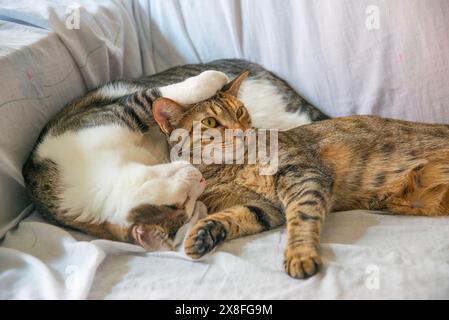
1 0 449 299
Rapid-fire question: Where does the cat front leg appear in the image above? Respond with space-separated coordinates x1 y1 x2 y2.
158 70 229 105
277 169 332 279
184 201 284 259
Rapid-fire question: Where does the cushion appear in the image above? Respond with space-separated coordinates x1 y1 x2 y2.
0 0 143 236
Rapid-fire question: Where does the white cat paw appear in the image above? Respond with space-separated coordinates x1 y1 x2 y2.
163 160 196 177
183 70 229 103
172 165 206 216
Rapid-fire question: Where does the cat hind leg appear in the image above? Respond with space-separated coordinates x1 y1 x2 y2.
385 160 449 216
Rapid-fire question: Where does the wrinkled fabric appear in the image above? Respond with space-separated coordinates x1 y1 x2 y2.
0 0 142 238
0 203 207 299
137 0 449 123
1 0 449 299
87 210 449 299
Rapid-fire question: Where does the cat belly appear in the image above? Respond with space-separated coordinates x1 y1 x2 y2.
36 124 170 225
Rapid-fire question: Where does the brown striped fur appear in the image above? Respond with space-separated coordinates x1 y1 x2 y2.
23 59 326 253
154 78 449 279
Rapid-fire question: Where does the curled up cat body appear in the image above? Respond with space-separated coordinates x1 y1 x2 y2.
22 70 229 250
22 59 326 251
152 72 449 279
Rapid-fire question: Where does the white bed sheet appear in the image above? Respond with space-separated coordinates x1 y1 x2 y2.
2 0 449 300
2 209 449 299
86 210 449 299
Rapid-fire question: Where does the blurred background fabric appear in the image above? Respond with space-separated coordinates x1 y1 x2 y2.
1 0 449 299
135 0 449 122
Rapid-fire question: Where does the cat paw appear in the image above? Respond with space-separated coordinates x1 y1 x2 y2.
184 71 229 103
283 247 322 279
184 220 226 259
164 160 196 178
175 164 204 187
173 165 206 213
131 224 173 251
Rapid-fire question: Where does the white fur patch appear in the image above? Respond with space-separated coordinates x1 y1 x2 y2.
97 71 229 106
239 78 312 131
35 71 227 228
97 81 143 99
160 70 229 104
36 71 308 231
37 125 204 226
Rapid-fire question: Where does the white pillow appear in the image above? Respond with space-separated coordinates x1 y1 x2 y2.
0 0 142 237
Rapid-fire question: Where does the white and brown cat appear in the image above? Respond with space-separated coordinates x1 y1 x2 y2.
23 59 325 252
23 70 229 251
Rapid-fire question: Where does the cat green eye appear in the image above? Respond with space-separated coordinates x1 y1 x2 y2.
202 117 218 128
236 106 244 119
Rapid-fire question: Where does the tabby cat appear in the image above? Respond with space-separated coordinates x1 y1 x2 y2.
152 72 449 279
137 59 328 130
22 70 228 251
23 59 324 251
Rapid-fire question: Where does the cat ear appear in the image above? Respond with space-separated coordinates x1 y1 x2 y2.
152 97 184 134
222 70 249 97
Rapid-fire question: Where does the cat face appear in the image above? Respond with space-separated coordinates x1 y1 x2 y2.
176 91 251 133
153 71 252 162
